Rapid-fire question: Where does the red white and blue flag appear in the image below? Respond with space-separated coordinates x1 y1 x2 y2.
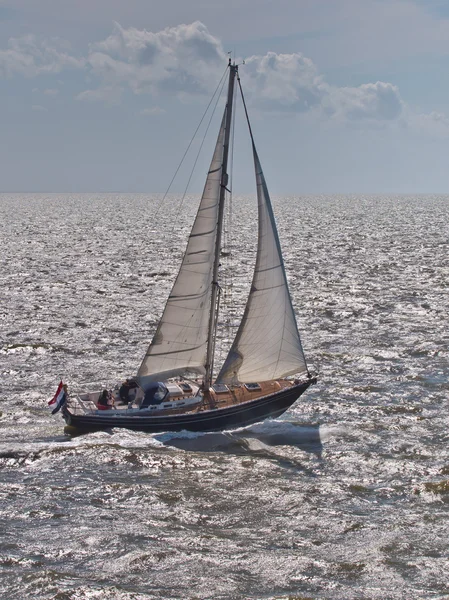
49 381 67 414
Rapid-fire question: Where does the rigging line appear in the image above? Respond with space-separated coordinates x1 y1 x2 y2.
236 71 256 149
169 70 229 237
152 64 229 219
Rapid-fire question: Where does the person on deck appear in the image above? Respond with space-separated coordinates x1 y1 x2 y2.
119 379 138 405
119 379 131 405
97 389 112 410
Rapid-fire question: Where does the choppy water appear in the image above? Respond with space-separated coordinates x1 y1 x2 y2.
1 193 448 600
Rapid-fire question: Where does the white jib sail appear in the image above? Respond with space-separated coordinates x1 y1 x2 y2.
137 114 226 382
217 145 308 384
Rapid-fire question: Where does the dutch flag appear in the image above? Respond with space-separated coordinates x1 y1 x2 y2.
49 381 67 414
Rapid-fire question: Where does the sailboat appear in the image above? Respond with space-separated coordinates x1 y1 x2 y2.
60 61 317 433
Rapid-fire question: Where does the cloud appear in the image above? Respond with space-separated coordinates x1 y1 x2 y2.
140 106 165 116
31 104 47 111
0 34 84 77
241 53 405 124
80 25 408 126
242 52 327 113
407 110 449 137
0 21 447 136
325 81 404 122
76 85 123 105
83 21 226 98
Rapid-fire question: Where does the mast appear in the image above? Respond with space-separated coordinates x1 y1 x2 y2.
204 61 237 389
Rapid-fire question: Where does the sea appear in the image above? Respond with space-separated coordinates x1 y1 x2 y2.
0 193 448 600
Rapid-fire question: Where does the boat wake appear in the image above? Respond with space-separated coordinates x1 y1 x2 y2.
156 419 324 458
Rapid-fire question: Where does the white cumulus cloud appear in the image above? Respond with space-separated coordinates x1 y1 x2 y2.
241 53 405 123
328 82 404 121
0 21 447 136
80 26 408 127
84 21 226 97
242 52 327 113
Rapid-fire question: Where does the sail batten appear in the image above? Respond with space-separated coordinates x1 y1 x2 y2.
147 344 205 356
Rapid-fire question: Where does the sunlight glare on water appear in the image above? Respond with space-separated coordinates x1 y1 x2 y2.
1 193 448 599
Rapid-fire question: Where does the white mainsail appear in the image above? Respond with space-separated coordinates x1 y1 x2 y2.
216 144 308 384
137 114 226 383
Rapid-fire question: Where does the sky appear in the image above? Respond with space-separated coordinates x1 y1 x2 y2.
1 0 449 193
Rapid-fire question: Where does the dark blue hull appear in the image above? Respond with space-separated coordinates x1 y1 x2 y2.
62 380 315 433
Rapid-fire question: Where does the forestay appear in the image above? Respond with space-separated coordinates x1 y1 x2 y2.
216 143 308 384
137 115 226 383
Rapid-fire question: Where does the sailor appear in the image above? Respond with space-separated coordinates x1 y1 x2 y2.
119 379 131 404
119 379 138 405
98 389 111 410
